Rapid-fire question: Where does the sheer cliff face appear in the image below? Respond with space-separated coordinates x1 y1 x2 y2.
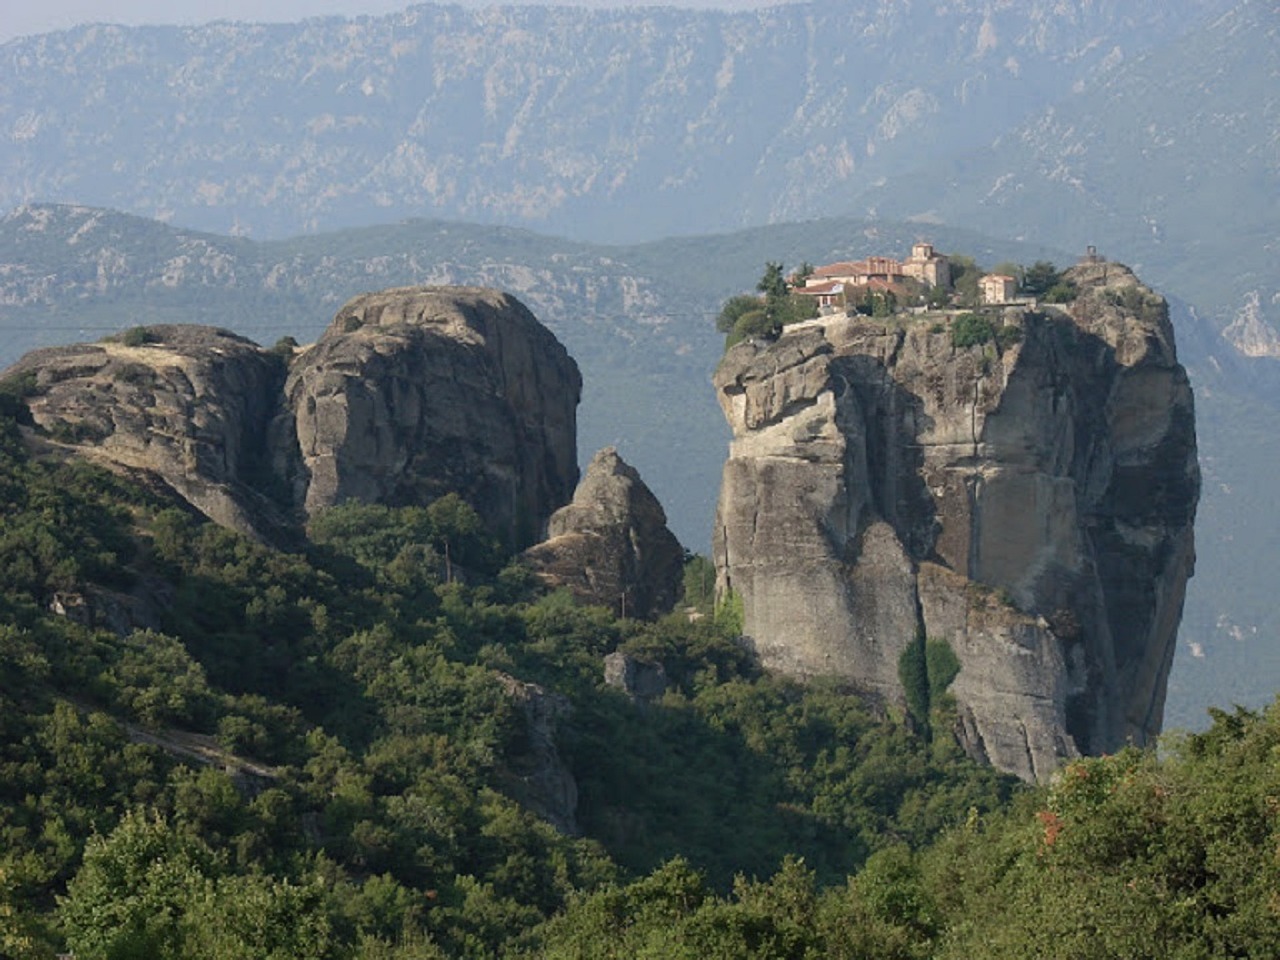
713 263 1199 781
2 288 580 551
281 286 581 552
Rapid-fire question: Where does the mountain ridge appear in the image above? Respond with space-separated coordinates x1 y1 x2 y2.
0 0 1235 243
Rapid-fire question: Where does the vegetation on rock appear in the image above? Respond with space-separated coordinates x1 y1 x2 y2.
715 262 817 348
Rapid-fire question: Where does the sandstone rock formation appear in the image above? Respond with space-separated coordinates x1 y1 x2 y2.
522 447 685 619
713 262 1199 781
281 286 581 551
4 325 289 540
1 288 580 551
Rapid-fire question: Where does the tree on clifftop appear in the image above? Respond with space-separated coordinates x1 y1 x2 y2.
756 261 789 301
717 262 817 348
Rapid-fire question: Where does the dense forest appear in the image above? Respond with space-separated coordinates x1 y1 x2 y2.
0 384 1277 958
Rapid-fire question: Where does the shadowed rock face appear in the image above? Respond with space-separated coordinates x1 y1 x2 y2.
2 288 581 551
523 446 685 619
281 286 581 552
713 262 1199 781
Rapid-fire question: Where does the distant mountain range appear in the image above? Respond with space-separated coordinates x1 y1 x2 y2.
0 0 1237 243
852 0 1280 354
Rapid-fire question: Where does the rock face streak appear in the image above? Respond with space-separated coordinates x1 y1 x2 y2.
713 263 1199 781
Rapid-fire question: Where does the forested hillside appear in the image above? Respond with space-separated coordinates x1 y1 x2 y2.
0 386 1017 957
1 375 1277 957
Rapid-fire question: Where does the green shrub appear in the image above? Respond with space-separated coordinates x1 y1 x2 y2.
119 326 157 347
1043 281 1078 303
899 634 930 726
995 324 1023 348
47 418 107 444
951 313 995 349
681 554 716 616
726 309 775 347
0 371 39 400
714 587 744 635
901 635 962 728
925 639 961 702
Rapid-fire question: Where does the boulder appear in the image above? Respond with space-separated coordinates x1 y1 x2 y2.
523 446 684 619
2 287 582 552
603 651 669 701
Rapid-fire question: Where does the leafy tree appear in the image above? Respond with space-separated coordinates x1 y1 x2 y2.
946 254 982 306
0 866 48 959
1043 281 1078 303
911 701 1280 959
990 261 1024 286
723 309 772 348
924 640 960 704
951 313 995 349
715 294 766 336
755 261 789 301
59 809 338 960
680 553 716 616
924 283 951 308
58 809 215 959
853 288 897 318
717 263 816 349
105 629 218 730
898 636 930 728
1021 260 1060 297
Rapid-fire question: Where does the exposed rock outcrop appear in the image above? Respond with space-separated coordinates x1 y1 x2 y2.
50 578 174 638
281 286 581 551
1 288 580 551
496 674 579 835
713 262 1199 781
522 447 684 619
603 650 669 702
5 326 289 540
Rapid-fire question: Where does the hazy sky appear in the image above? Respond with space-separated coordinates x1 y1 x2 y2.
1 0 777 45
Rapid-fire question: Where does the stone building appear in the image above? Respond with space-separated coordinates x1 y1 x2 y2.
980 274 1018 304
902 242 951 289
